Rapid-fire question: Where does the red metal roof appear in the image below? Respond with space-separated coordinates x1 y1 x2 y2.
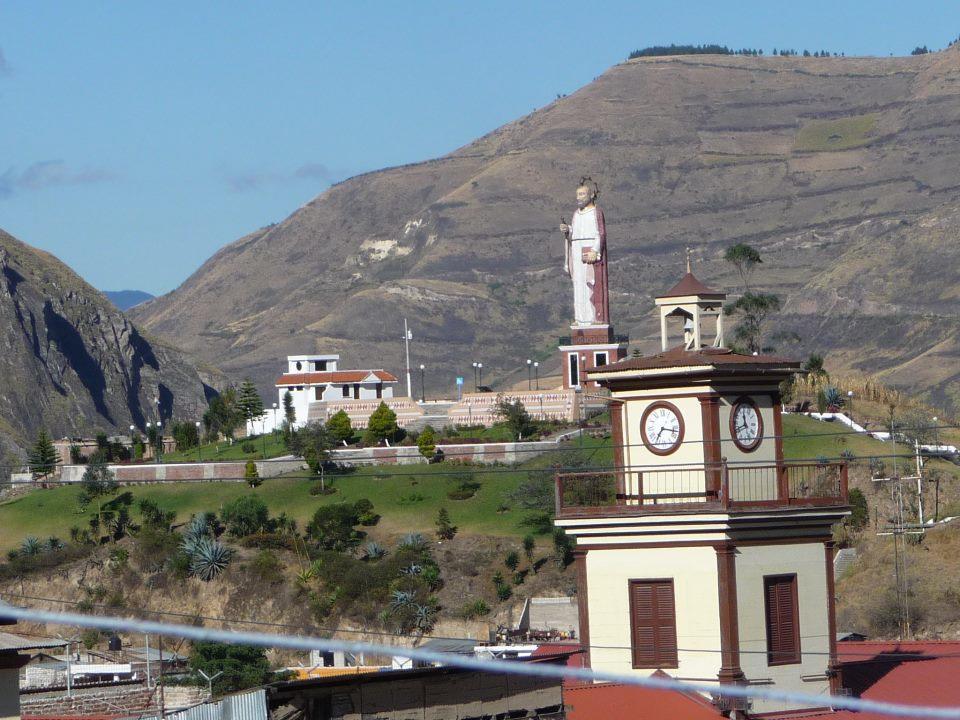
591 345 800 375
659 272 725 299
564 676 721 720
276 370 398 386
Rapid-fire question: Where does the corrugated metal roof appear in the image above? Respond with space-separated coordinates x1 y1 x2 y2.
0 631 70 652
165 688 266 720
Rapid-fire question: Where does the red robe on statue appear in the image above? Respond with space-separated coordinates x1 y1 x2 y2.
590 207 610 325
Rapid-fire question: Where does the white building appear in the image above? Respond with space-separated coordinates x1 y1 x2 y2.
249 354 399 433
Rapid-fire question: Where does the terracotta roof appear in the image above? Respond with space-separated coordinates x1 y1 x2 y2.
276 370 398 386
564 675 721 720
658 272 725 299
590 345 801 375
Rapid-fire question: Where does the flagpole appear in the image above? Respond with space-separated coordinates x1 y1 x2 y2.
404 318 413 399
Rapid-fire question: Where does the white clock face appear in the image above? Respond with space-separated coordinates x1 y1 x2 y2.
643 404 682 453
732 402 762 449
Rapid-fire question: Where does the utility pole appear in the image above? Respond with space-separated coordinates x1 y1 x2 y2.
403 319 413 399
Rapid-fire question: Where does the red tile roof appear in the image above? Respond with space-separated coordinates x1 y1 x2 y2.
590 345 801 375
564 676 721 720
659 272 725 299
276 370 398 386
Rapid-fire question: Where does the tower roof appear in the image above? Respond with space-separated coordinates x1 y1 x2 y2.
658 272 725 299
588 345 800 380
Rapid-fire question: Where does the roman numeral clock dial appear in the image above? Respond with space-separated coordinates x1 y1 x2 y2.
730 398 763 451
640 402 684 455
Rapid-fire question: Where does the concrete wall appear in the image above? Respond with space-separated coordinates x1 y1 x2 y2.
58 458 306 484
329 440 559 467
735 542 831 714
20 685 156 718
585 546 721 681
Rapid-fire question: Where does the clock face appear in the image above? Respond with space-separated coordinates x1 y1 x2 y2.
641 402 684 455
730 398 763 451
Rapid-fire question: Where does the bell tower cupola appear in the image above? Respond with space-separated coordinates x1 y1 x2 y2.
655 250 726 352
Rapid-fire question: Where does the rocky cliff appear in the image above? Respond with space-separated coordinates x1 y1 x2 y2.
0 229 216 455
132 47 960 413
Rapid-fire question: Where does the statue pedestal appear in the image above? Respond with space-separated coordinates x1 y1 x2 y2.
558 324 628 390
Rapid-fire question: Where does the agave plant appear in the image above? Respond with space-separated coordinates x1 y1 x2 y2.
45 536 63 552
400 563 423 576
414 603 437 632
184 512 214 544
390 589 414 611
189 537 232 581
823 386 844 410
20 537 42 556
398 532 426 549
363 541 387 560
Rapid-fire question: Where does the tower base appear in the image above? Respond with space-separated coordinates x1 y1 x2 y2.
558 324 627 390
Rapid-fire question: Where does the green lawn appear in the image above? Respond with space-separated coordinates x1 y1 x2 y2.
0 436 612 553
160 433 289 462
781 413 898 462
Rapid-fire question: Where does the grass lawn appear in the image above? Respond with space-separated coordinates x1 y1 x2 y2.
781 413 899 463
0 436 612 553
160 433 289 462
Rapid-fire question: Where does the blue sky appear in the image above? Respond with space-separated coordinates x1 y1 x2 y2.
1 2 958 295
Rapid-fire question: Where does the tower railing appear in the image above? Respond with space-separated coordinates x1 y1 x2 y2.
555 460 848 517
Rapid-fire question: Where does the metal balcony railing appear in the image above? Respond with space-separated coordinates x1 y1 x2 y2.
555 461 848 517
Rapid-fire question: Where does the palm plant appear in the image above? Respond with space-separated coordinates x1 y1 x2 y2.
188 537 232 581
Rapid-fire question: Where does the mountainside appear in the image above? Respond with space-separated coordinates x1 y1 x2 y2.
133 48 960 413
0 229 216 453
103 289 155 311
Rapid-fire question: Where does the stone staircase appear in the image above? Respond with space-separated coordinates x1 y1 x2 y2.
405 402 456 432
834 547 858 580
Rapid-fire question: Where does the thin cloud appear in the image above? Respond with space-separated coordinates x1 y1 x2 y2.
225 162 341 193
0 161 116 199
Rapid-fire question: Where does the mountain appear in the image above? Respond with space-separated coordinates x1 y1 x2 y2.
103 289 155 311
132 47 960 414
0 229 217 456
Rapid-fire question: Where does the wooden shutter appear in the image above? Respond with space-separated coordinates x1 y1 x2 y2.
629 579 678 668
764 574 800 665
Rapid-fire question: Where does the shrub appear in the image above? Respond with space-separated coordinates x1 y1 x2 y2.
505 550 520 571
306 504 363 550
418 426 437 459
436 507 457 540
327 410 354 444
367 402 399 443
523 535 536 562
461 599 490 619
354 498 380 526
520 511 554 535
189 642 272 695
848 488 869 530
496 583 512 602
133 526 180 573
553 528 573 567
493 395 534 439
399 492 425 505
241 441 257 454
309 481 337 496
244 460 261 487
221 495 270 537
249 550 285 585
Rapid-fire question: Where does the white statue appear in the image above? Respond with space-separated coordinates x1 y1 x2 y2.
559 178 609 326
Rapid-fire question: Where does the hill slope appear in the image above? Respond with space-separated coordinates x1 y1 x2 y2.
0 229 216 453
103 290 155 311
133 48 960 412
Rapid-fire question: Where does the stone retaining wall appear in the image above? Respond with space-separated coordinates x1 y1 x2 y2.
21 685 156 717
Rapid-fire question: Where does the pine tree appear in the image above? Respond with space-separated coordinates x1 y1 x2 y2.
237 379 265 423
327 410 353 444
28 429 59 479
417 426 436 459
283 390 295 424
366 402 398 443
435 507 457 540
244 460 261 488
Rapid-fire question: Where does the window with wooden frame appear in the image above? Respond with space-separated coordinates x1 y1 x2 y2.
764 574 800 665
629 579 678 668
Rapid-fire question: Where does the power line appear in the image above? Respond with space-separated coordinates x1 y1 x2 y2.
3 591 958 662
2 602 959 719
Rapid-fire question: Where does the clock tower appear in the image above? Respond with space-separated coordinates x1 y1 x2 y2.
554 268 849 716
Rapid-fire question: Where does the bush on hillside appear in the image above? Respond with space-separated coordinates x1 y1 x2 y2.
221 495 271 537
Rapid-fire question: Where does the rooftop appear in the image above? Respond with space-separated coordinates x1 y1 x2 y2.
657 272 725 299
0 631 69 652
276 369 398 386
589 346 801 378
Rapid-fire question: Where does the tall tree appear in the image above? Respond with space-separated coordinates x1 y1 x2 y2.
237 379 265 423
78 459 119 533
204 387 241 440
723 243 763 293
282 390 295 424
725 292 781 354
366 402 398 443
326 410 353 444
494 395 534 439
28 429 59 479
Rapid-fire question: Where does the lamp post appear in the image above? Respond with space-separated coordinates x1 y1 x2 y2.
478 362 483 390
933 415 940 521
195 421 202 462
155 421 162 463
526 359 532 390
534 361 540 390
419 364 426 403
471 362 479 392
847 390 855 427
272 402 278 431
129 425 136 462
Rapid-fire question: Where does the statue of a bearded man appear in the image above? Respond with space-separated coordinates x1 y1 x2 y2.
559 178 610 326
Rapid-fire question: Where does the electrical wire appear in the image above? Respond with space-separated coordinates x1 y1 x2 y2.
3 591 958 663
2 602 960 719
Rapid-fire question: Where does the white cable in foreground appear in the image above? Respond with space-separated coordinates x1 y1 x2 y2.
1 603 958 719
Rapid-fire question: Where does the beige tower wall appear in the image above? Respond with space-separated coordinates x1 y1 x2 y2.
585 546 722 681
735 542 832 714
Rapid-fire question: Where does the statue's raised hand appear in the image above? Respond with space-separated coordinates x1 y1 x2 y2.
559 221 570 237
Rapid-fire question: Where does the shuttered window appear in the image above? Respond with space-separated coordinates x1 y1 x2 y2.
629 579 678 668
764 574 800 665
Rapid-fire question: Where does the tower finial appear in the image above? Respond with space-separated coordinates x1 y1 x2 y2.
685 247 692 274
